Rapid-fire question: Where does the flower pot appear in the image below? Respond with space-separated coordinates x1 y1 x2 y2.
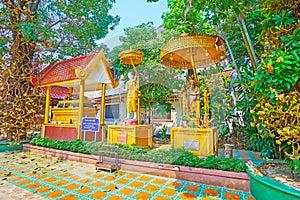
224 144 234 158
247 167 300 200
0 140 29 152
0 144 23 152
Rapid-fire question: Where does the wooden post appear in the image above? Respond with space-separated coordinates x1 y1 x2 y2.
44 86 50 124
78 80 85 139
101 83 106 141
42 86 51 138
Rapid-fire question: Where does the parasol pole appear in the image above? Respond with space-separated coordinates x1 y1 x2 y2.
78 79 85 139
44 86 50 125
101 83 106 141
130 59 140 125
190 47 198 84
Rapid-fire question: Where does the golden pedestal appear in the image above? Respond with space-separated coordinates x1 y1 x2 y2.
171 127 218 157
108 125 152 148
51 107 98 124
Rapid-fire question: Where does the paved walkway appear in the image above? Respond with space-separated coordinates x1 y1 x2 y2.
218 149 262 163
0 151 255 200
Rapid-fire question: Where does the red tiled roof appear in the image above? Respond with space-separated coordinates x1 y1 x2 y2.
41 86 69 99
40 52 98 85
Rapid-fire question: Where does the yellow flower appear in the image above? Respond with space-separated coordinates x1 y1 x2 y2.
275 140 281 145
264 59 274 74
276 56 284 63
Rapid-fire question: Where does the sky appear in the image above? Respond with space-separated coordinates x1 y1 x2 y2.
99 0 168 48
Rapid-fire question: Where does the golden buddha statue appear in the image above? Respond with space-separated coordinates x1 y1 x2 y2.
125 71 139 119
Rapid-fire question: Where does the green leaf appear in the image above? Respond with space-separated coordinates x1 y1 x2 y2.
294 76 299 83
284 77 293 83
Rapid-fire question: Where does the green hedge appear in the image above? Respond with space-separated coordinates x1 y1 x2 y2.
30 138 246 172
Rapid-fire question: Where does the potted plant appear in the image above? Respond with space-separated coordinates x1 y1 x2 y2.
0 141 23 152
0 132 32 152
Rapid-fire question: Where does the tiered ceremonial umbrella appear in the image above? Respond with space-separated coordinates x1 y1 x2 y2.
160 33 226 83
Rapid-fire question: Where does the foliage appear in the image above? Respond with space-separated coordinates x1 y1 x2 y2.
0 0 119 142
0 65 43 143
173 154 246 172
113 143 149 154
160 125 167 141
30 138 89 154
219 124 231 143
252 91 300 172
202 67 232 127
1 0 120 62
161 0 254 35
246 1 300 173
30 137 246 172
162 0 214 34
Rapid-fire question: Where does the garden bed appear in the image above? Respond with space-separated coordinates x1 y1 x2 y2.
23 143 250 192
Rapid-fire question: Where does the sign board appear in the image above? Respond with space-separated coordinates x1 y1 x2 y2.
81 118 99 132
183 139 200 151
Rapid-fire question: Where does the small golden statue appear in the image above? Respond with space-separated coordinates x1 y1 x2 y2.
125 71 139 119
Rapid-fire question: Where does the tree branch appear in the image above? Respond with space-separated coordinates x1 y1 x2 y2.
30 0 41 12
49 20 62 28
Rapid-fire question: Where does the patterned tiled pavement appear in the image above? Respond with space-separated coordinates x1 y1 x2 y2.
0 151 256 200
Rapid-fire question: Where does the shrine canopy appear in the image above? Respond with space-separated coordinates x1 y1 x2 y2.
39 50 116 93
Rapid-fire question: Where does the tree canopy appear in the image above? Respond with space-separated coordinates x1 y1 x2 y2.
0 0 119 142
1 0 120 63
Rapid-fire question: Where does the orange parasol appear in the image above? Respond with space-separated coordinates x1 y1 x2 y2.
160 34 226 82
118 49 144 68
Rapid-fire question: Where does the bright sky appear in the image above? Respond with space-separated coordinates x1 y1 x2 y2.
99 0 168 48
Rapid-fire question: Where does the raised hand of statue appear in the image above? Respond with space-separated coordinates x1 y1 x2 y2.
133 72 138 85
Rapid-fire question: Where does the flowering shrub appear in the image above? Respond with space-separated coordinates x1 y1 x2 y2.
244 5 300 174
252 90 300 173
